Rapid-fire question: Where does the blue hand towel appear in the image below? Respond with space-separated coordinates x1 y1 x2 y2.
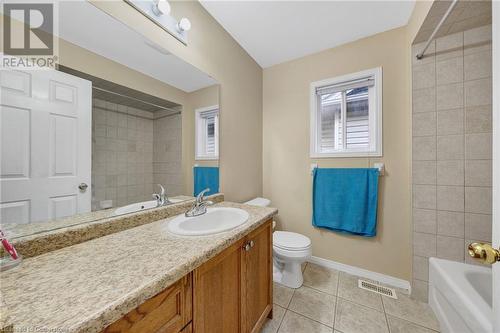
193 167 219 196
312 168 379 237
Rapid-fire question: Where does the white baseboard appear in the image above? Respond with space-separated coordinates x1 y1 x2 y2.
308 256 412 294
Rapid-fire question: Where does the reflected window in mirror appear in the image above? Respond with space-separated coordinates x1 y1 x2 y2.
195 106 219 160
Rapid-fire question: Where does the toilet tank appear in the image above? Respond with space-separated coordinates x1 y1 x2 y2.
244 197 275 229
244 197 271 207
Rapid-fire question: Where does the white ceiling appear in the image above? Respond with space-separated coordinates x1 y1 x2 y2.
200 1 416 68
58 1 217 92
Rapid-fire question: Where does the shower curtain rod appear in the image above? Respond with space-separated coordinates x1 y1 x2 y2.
92 86 181 114
416 0 458 60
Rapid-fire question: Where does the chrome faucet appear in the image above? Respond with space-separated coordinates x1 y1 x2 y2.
185 188 213 217
152 184 170 207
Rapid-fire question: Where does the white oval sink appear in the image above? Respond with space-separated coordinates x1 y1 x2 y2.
113 198 184 216
165 207 249 236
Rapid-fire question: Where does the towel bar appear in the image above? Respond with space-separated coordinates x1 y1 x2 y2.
310 163 384 176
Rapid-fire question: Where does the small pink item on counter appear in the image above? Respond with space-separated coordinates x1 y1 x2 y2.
0 230 18 260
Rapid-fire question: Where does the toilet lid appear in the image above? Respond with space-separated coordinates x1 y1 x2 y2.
273 231 311 251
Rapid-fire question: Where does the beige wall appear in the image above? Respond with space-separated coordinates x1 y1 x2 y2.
183 85 220 195
263 27 412 280
92 1 263 202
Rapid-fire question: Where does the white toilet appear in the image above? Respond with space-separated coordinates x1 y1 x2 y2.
245 198 312 288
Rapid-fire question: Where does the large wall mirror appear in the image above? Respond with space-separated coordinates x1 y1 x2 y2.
0 1 220 239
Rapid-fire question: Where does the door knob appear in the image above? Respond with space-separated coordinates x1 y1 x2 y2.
78 183 88 192
468 242 500 265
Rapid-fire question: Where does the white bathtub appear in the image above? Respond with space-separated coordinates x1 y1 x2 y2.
429 257 492 333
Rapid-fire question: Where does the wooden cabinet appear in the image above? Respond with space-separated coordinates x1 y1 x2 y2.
193 219 273 333
101 274 192 333
180 323 192 333
102 219 273 333
242 220 273 332
193 238 245 332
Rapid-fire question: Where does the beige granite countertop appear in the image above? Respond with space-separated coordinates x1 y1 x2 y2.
0 201 277 333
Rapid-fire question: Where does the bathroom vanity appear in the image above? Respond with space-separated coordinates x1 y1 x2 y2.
0 202 276 333
102 219 272 333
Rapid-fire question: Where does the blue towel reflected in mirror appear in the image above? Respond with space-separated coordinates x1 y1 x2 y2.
194 167 219 196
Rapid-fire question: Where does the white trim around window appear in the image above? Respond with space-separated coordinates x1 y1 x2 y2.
310 67 383 158
195 105 219 161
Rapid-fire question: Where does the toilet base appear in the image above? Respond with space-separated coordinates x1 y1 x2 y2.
273 260 304 289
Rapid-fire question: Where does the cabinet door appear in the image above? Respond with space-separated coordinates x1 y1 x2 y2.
102 274 192 333
180 323 192 333
193 239 245 332
243 220 273 333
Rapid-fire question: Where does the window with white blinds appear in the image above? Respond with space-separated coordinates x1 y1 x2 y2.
195 106 219 160
310 67 382 157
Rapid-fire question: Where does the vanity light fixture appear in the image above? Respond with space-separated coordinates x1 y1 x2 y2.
151 0 170 16
177 18 191 32
125 0 191 45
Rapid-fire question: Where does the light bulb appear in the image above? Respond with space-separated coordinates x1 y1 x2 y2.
178 18 191 32
152 0 170 16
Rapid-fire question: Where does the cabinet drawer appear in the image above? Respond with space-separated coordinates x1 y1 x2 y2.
102 274 192 333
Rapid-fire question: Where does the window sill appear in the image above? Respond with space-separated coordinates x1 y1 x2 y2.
195 156 219 161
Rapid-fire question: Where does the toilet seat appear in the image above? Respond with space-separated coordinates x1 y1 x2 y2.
273 231 311 251
273 245 312 259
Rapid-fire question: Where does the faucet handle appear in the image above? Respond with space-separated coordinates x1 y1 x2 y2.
196 188 210 202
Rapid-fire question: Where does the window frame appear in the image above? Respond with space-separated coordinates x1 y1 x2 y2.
310 67 383 158
195 105 219 161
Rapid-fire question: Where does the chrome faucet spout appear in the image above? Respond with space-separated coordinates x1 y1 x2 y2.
185 188 213 217
153 184 170 207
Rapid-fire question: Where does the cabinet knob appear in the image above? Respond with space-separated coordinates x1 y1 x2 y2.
250 240 255 248
244 243 251 251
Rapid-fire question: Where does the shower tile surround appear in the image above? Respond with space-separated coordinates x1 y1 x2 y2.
153 112 183 196
411 25 492 302
91 99 182 210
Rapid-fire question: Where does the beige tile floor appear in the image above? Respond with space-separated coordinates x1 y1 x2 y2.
262 263 440 333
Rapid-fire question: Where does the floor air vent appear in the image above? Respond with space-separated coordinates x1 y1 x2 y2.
358 279 397 299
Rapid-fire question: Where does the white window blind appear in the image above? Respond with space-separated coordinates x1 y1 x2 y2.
310 68 382 157
195 106 219 160
201 110 217 154
315 77 375 95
